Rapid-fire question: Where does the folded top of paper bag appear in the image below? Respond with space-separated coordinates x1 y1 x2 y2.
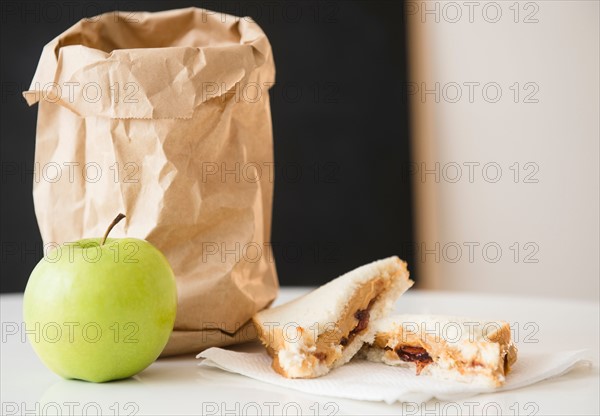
23 8 274 119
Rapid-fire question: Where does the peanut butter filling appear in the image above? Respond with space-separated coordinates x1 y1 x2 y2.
268 276 391 377
310 276 389 366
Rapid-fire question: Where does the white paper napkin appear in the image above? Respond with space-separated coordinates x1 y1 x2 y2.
197 345 591 403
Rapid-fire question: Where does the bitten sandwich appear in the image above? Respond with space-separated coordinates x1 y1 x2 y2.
252 256 413 378
360 314 518 387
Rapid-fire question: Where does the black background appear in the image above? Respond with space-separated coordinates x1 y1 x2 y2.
0 0 415 292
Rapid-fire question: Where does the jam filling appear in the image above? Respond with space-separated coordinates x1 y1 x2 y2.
342 297 376 347
395 345 433 374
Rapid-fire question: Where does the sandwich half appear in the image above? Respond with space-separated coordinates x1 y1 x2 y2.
252 256 413 378
361 314 518 387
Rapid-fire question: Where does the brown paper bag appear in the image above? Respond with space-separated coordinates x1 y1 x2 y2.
23 8 278 356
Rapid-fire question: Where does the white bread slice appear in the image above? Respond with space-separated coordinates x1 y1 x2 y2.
360 314 518 387
252 256 413 378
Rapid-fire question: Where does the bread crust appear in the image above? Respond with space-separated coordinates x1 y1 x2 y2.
252 256 413 378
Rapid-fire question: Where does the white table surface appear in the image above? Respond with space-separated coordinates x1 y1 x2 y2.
1 289 598 415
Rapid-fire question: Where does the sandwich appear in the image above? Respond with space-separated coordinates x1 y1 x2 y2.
252 256 413 378
360 314 518 387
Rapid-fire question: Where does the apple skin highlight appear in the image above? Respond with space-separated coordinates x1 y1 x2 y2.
23 237 177 383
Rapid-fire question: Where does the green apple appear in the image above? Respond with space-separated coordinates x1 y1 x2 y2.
23 214 177 382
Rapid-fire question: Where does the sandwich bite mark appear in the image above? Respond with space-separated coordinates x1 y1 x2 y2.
363 314 518 387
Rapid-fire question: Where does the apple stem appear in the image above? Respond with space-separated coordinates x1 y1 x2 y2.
101 213 126 245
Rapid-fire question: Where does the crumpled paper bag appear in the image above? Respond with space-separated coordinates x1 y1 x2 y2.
23 8 278 356
198 345 591 403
